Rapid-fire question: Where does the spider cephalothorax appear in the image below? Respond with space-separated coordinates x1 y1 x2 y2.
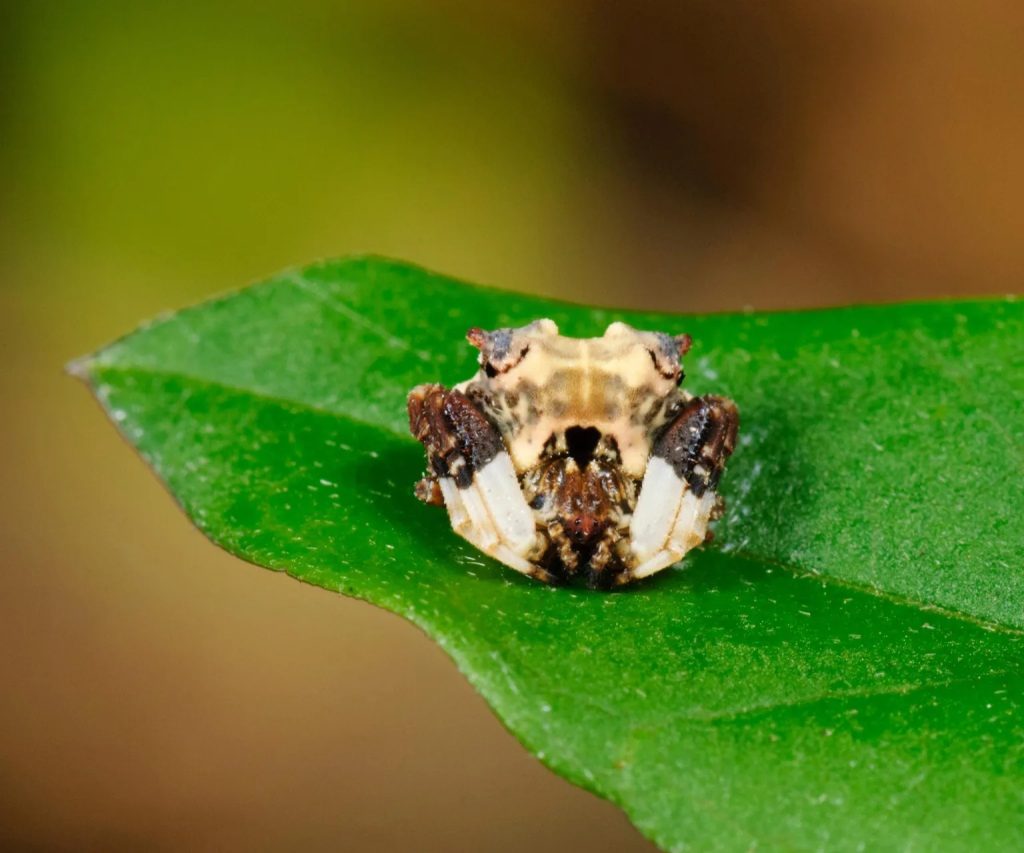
408 319 738 587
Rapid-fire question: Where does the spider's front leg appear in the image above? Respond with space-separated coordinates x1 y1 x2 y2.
407 384 551 582
625 395 739 581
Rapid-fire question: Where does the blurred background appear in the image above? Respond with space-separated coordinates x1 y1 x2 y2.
2 1 1022 849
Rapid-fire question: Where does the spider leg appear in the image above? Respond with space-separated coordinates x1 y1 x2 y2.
626 395 739 580
408 384 550 581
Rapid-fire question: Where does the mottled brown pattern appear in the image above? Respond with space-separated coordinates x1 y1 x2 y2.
408 384 503 491
653 395 739 496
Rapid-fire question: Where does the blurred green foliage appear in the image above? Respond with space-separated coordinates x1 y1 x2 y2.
3 2 596 312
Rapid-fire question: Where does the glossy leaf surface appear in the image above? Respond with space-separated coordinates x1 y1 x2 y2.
77 258 1024 851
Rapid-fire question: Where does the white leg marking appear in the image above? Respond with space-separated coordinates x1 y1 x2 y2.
491 545 540 575
668 491 716 552
438 477 469 531
440 454 539 577
451 479 500 549
630 457 718 579
631 549 680 579
474 454 537 554
629 456 684 563
631 491 718 578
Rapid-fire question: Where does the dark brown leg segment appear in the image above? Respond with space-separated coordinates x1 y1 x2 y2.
653 395 740 497
407 383 505 501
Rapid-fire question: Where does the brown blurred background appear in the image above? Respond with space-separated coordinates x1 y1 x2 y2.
2 2 1022 849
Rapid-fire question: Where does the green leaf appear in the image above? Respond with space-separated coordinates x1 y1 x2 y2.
75 257 1024 851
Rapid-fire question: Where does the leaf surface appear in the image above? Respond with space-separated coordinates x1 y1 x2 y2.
78 258 1024 851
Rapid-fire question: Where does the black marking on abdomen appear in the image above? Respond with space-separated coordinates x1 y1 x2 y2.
565 425 602 468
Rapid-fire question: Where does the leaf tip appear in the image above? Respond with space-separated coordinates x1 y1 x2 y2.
64 353 95 383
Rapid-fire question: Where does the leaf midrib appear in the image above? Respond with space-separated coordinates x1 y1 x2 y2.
535 666 1017 729
85 359 1023 638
